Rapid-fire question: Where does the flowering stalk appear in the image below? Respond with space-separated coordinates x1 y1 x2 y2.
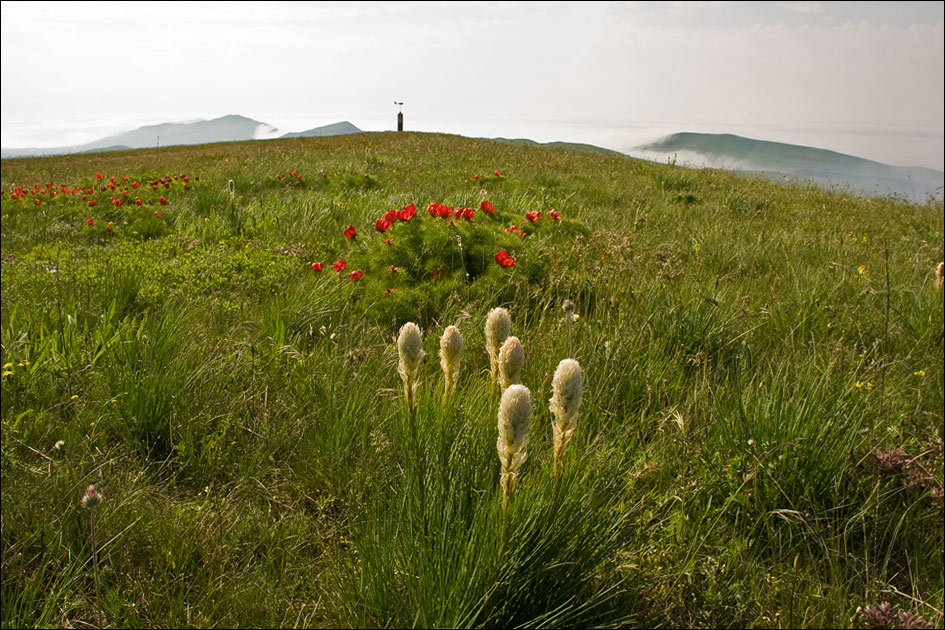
397 322 425 420
228 179 235 201
82 486 103 626
440 325 462 404
497 336 524 394
549 359 583 478
485 308 511 393
497 384 532 512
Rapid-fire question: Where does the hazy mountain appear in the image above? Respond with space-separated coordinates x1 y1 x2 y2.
1 116 362 158
280 121 361 138
635 132 944 201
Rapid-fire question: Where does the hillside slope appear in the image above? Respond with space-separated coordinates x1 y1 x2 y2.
1 132 942 630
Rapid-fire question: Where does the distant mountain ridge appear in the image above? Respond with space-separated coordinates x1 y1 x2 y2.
279 121 361 139
1 115 362 158
635 132 943 201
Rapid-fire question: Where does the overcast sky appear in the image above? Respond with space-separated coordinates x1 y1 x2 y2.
2 1 943 169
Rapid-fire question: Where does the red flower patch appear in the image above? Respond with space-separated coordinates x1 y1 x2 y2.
480 200 495 213
333 260 347 272
494 249 516 267
344 225 357 239
311 262 324 272
348 269 363 281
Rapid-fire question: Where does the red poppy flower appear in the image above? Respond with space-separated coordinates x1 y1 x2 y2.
159 197 167 205
546 210 561 221
388 265 398 274
96 173 104 179
86 218 94 225
311 262 324 272
344 225 357 239
385 209 399 223
135 199 143 206
348 269 363 281
375 218 391 233
525 211 541 223
397 208 411 221
505 225 523 237
333 260 347 272
106 225 113 232
494 249 516 267
132 182 140 188
385 288 396 295
382 238 395 245
34 199 41 206
154 211 162 217
480 200 495 213
402 203 417 218
494 170 502 177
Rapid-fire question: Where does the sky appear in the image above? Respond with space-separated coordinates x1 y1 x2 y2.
1 1 943 170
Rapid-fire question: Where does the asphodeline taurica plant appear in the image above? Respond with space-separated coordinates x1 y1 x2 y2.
497 336 524 394
397 322 425 417
497 384 532 511
485 307 511 390
549 358 583 477
440 325 462 402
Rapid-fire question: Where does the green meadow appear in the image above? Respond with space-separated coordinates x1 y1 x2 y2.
1 131 942 628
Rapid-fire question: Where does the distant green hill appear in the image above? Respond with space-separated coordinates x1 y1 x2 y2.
637 132 943 201
279 121 361 139
493 137 626 158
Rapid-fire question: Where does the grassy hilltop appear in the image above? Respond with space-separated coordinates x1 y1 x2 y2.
1 131 943 628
